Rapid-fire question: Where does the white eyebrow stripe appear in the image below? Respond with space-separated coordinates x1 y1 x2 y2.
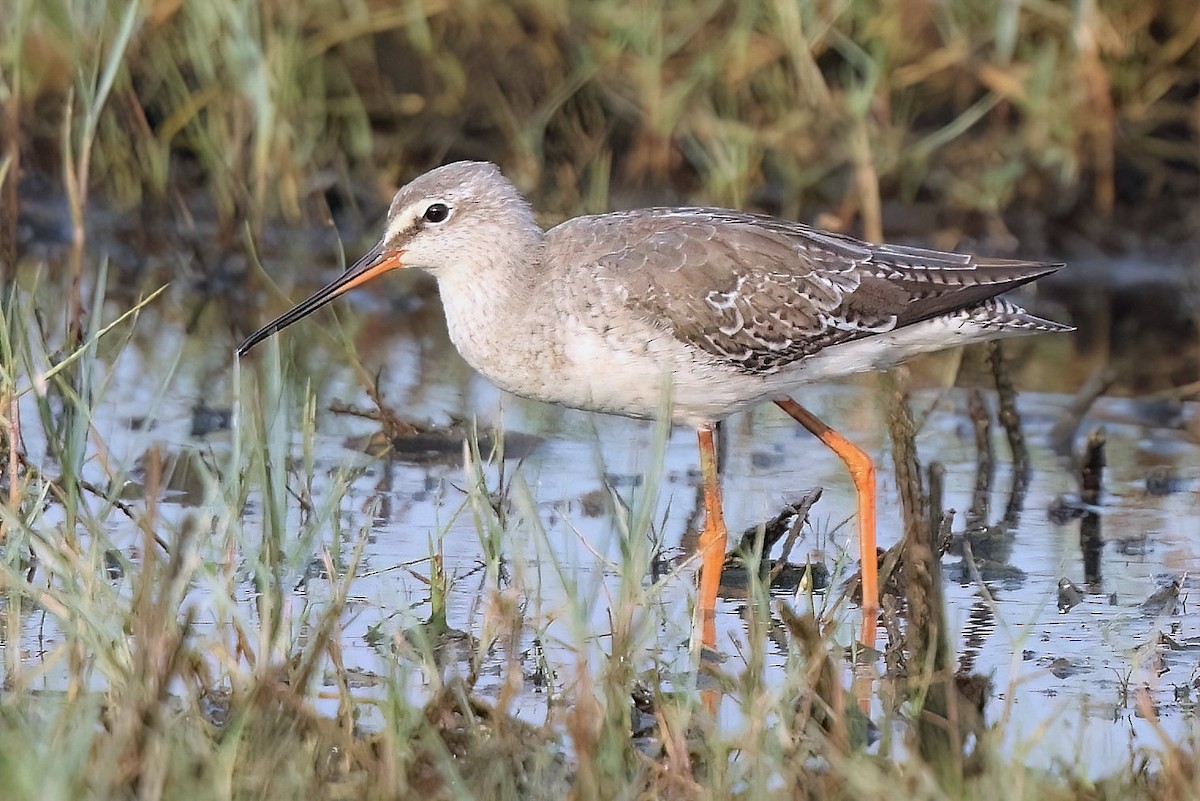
385 203 426 242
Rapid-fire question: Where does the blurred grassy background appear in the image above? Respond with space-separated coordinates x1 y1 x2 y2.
1 0 1197 261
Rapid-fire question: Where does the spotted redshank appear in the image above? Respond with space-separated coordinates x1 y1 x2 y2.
238 161 1069 651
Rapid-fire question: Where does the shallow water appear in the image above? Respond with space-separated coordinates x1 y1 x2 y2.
8 254 1200 773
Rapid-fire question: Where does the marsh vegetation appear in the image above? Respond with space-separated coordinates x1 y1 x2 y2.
1 1 1198 798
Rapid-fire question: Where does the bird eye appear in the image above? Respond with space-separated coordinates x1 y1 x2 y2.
423 203 450 223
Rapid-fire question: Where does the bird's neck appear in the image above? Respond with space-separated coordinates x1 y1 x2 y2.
434 225 553 382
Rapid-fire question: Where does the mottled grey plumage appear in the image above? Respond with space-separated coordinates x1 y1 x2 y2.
552 207 1066 375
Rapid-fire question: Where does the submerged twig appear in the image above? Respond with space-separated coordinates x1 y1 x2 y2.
887 372 981 788
1080 427 1106 587
735 487 823 562
965 389 993 529
927 461 945 546
988 342 1029 525
1049 363 1118 457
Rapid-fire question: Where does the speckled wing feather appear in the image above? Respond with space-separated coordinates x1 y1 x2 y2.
558 208 1063 374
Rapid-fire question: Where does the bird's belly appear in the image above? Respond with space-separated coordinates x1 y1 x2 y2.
781 312 1035 382
514 321 774 424
531 311 1039 423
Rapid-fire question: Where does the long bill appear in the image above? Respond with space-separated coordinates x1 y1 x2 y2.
236 242 404 357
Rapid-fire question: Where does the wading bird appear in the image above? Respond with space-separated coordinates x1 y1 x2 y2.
238 161 1069 651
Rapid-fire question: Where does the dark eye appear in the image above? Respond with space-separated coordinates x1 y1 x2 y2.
423 203 450 223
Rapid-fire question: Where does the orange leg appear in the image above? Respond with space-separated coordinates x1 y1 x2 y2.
775 398 878 648
693 424 728 654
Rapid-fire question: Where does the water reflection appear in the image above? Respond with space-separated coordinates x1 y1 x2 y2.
7 251 1200 770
